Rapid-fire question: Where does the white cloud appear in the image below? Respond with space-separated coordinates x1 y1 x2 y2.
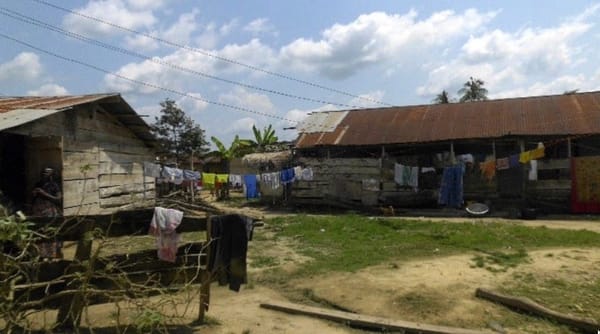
177 93 209 116
27 84 69 96
124 33 159 51
243 18 276 35
63 0 158 36
348 90 386 108
0 52 42 82
228 117 256 134
278 9 497 79
417 6 595 99
161 9 200 46
123 9 200 51
105 39 275 95
220 19 239 36
125 0 166 10
218 88 275 115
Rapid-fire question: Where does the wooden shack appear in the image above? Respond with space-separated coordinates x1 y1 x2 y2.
0 94 156 216
292 91 600 213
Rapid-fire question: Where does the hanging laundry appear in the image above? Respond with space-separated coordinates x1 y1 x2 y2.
528 160 538 181
229 174 242 188
149 207 183 263
143 162 161 178
216 173 229 185
261 172 281 190
280 168 295 184
479 159 496 182
173 168 184 185
530 145 545 160
293 166 303 180
496 157 509 170
162 166 177 182
202 173 216 190
421 167 436 173
183 170 200 180
519 150 532 164
508 154 520 168
301 167 314 181
207 214 254 292
438 166 464 208
394 163 419 190
243 174 259 199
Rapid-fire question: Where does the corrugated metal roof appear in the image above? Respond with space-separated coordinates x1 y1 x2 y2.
0 94 155 147
296 91 600 148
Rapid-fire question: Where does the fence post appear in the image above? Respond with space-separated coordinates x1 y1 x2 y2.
198 215 212 322
55 219 94 330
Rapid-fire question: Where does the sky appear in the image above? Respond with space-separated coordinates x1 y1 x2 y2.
1 0 600 148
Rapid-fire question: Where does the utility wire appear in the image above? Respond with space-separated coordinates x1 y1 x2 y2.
0 31 305 125
30 0 393 107
0 6 364 110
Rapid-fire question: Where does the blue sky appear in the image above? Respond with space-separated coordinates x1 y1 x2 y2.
1 0 600 147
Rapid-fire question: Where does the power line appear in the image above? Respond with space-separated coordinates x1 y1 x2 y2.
0 31 306 126
30 0 393 107
0 6 364 110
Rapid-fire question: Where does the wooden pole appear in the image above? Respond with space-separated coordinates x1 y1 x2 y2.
475 288 599 333
198 215 212 322
261 301 495 334
56 219 94 330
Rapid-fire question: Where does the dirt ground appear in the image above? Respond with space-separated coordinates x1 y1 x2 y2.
22 202 600 333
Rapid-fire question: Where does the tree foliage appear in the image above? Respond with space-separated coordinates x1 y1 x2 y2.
150 99 209 163
458 77 488 102
210 135 253 160
251 124 278 152
433 90 451 104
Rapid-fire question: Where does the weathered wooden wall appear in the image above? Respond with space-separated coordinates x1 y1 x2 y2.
8 105 155 216
292 157 381 206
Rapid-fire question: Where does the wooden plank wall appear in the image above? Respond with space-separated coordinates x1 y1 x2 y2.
293 157 381 206
525 158 571 211
64 107 155 215
11 106 155 216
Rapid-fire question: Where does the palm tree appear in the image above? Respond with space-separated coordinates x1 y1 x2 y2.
458 77 488 102
433 90 451 104
251 124 278 152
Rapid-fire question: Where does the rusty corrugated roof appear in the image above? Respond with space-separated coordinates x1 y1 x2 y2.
0 93 156 147
0 94 115 113
296 91 600 148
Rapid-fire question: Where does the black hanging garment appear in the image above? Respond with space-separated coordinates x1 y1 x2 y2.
207 214 254 292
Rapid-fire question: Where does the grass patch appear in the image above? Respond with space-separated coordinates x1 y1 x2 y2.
471 248 530 272
251 255 278 268
502 276 600 321
264 214 600 276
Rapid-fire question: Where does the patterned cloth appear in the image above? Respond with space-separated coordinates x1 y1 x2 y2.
149 207 184 262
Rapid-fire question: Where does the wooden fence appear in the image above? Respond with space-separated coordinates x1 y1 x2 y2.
3 209 213 331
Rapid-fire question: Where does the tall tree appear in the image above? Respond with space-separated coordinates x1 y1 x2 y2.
458 77 488 102
251 124 278 152
433 90 451 104
151 98 209 163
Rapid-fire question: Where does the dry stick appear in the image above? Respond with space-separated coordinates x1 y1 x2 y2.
475 288 600 334
260 301 495 334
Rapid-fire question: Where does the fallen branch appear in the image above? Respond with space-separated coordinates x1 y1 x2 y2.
475 288 600 333
260 301 495 334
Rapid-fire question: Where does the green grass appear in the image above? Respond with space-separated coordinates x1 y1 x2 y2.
503 275 600 322
265 214 600 276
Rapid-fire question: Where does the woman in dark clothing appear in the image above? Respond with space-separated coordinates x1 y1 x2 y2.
32 167 63 258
